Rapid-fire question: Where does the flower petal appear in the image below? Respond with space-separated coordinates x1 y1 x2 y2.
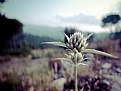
82 49 118 58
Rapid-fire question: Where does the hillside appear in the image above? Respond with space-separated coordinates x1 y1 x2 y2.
23 24 64 41
23 24 110 42
25 34 59 48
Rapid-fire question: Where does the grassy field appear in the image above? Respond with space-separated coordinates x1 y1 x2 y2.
0 39 121 91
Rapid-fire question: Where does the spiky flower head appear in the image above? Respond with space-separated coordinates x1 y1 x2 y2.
42 31 118 59
65 32 92 52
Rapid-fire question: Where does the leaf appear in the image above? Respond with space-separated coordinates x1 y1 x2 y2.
77 63 87 66
51 58 73 64
41 42 67 48
82 49 118 58
63 53 71 58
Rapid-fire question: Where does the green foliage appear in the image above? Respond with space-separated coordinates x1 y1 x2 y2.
1 38 32 56
102 14 121 25
25 34 58 49
0 0 6 4
101 14 121 32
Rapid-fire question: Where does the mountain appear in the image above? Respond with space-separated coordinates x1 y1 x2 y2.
25 34 59 48
23 24 110 43
23 24 65 41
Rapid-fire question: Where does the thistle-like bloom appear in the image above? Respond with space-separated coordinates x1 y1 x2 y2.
64 32 92 52
42 31 118 91
42 32 118 59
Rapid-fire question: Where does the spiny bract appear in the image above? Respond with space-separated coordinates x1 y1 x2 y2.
65 32 91 52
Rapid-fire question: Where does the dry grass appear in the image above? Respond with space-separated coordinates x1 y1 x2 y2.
0 57 51 91
0 48 67 91
0 38 120 91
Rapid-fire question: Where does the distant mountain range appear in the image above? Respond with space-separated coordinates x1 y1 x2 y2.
23 24 109 42
23 24 65 41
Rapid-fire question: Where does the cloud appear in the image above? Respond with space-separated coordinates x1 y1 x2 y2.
117 2 121 13
56 13 101 25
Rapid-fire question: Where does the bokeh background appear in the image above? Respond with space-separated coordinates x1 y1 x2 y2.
0 0 121 91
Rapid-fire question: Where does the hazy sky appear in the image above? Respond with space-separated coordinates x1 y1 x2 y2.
3 0 121 32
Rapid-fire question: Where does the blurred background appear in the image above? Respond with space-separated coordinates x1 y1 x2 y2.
0 0 121 91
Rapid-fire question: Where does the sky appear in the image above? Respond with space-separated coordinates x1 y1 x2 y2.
3 0 121 32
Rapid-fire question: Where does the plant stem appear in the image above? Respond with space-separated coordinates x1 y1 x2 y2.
74 64 78 91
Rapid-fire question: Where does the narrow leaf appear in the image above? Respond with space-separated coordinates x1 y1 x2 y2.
63 53 71 58
77 63 87 66
51 58 72 64
41 42 67 48
82 49 118 58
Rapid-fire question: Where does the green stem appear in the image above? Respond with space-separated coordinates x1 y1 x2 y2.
74 65 78 91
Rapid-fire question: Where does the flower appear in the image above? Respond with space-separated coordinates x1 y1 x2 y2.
42 31 118 91
42 31 118 59
65 32 92 52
